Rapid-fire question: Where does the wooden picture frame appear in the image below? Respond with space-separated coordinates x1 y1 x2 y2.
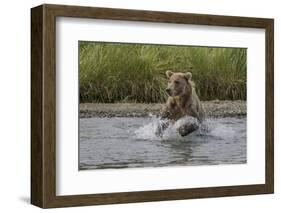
31 4 274 208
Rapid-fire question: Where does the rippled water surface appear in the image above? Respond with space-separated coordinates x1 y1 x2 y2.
79 116 246 170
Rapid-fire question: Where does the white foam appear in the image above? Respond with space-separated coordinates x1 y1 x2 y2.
134 115 202 140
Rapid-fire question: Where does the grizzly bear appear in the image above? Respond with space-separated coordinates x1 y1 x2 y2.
157 70 205 137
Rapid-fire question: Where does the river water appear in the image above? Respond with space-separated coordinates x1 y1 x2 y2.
79 116 246 170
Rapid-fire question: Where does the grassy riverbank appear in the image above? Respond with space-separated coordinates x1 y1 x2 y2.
79 42 247 103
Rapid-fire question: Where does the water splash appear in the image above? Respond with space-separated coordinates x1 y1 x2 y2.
134 114 207 140
204 118 236 140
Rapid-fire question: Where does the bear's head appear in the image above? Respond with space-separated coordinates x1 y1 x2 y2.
165 70 193 97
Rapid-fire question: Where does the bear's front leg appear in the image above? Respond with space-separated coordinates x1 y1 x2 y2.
155 120 170 137
177 121 199 137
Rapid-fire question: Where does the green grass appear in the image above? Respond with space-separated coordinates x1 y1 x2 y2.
79 41 246 103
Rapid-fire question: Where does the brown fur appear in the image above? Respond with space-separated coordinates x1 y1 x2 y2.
161 70 205 123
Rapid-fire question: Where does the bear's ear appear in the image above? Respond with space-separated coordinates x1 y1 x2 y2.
166 70 174 78
184 72 192 81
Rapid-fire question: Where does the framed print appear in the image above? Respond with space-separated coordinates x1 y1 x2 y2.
31 4 274 208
